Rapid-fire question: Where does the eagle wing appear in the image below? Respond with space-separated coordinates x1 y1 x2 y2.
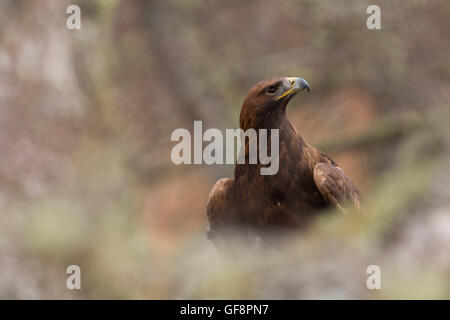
206 178 235 240
313 162 362 213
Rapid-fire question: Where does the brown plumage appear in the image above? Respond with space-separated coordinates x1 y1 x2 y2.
206 77 362 245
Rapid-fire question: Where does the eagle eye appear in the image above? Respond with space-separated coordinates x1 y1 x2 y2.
266 86 277 95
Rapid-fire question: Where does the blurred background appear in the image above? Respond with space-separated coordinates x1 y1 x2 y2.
0 0 449 299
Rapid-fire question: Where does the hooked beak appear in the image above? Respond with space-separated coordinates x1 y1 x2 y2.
277 77 310 100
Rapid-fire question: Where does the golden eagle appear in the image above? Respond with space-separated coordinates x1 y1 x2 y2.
207 77 361 245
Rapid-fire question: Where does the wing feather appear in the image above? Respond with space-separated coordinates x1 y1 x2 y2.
206 178 234 240
313 162 362 213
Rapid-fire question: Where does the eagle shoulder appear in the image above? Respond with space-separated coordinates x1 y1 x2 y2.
206 178 235 240
313 162 362 213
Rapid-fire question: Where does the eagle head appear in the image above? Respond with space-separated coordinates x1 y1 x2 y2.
240 77 310 130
